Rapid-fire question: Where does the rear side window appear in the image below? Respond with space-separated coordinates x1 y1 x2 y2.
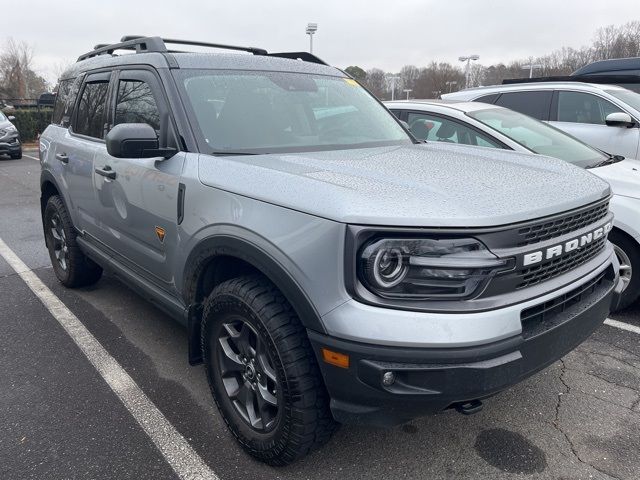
494 91 552 120
556 91 623 125
406 111 501 147
74 81 110 138
473 93 499 104
114 80 161 131
52 79 72 126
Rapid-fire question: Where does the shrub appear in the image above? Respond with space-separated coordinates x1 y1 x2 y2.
5 109 53 142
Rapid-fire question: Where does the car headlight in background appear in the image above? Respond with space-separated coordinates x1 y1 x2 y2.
358 237 511 300
5 125 17 132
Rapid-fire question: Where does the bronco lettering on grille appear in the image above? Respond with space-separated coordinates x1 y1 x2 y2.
522 222 612 266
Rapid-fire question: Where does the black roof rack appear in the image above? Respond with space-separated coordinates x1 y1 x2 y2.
77 36 329 66
502 74 640 86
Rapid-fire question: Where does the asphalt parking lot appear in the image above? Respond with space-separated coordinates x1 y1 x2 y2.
1 149 639 480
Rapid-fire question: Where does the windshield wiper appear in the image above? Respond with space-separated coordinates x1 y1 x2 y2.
589 152 624 169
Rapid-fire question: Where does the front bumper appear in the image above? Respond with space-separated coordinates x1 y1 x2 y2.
310 261 622 427
0 136 21 155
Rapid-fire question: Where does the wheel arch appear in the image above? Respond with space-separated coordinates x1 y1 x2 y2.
40 171 65 245
183 234 327 365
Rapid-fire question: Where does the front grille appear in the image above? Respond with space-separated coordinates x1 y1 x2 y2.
516 236 607 289
520 271 608 339
516 201 609 247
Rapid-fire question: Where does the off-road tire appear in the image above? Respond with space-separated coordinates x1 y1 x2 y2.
201 274 337 465
44 195 103 287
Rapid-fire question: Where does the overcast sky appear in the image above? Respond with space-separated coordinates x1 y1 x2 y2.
6 0 640 85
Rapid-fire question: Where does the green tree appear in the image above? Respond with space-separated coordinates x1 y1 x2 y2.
344 65 367 83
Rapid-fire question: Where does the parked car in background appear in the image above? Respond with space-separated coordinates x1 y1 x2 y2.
0 110 22 159
387 99 640 310
442 82 640 160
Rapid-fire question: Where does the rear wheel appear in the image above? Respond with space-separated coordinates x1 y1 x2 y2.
609 230 640 311
44 195 103 287
201 275 337 465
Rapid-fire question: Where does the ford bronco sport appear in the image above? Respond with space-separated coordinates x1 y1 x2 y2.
39 36 623 465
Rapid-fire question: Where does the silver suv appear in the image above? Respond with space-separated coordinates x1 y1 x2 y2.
39 36 623 465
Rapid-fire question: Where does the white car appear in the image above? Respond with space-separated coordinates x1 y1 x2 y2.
386 99 640 310
442 82 640 160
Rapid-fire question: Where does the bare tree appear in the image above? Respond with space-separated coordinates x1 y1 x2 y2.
0 38 49 101
363 68 388 98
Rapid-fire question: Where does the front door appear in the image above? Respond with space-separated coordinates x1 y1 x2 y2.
549 90 640 159
91 69 184 290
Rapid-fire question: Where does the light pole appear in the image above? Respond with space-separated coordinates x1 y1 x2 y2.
458 55 479 89
522 57 542 78
306 23 318 54
403 89 412 100
389 76 400 101
445 80 458 93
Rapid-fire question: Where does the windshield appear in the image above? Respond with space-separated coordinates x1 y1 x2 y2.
605 89 640 112
177 70 411 154
0 111 6 121
466 107 607 168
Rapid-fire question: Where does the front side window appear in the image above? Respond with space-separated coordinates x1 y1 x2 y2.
604 89 640 114
556 91 623 125
74 81 109 138
177 70 411 154
467 107 607 168
114 80 161 131
494 91 552 120
407 111 500 147
52 79 73 126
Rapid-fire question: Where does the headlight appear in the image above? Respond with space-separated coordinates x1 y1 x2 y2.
5 125 17 132
358 237 510 300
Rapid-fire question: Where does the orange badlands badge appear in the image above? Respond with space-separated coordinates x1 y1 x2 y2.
155 226 166 243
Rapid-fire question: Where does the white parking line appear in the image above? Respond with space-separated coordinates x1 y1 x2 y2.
605 318 640 335
22 153 40 161
0 237 219 480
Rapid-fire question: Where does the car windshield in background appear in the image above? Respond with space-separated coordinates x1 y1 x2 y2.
0 111 6 121
605 89 640 112
466 108 607 168
177 70 411 154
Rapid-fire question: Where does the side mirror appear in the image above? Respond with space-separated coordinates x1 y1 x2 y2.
7 115 15 121
605 112 635 128
106 123 176 159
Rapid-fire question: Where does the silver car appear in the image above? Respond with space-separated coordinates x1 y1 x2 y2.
443 81 640 160
39 36 622 465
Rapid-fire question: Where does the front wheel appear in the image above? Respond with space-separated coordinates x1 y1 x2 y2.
610 230 640 311
201 275 337 465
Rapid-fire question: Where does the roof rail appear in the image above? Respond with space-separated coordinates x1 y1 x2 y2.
502 74 640 86
77 35 328 66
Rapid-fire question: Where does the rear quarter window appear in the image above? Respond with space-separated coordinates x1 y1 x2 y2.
52 79 74 126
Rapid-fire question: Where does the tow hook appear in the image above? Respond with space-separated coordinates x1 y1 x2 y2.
454 399 483 415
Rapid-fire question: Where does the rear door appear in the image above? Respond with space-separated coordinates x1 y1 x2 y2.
549 90 640 158
54 71 112 237
91 68 185 289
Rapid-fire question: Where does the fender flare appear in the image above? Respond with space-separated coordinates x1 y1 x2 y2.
182 234 327 364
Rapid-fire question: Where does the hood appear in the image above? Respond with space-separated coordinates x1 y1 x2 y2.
197 143 610 227
591 158 640 199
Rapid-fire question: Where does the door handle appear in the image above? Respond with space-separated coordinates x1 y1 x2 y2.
55 153 69 164
95 165 116 180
